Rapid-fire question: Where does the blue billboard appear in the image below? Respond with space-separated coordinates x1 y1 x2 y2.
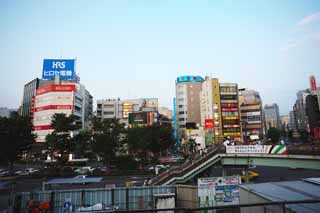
42 59 75 80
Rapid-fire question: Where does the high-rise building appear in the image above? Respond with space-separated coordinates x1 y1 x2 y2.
21 78 41 117
264 103 281 130
32 83 93 142
96 98 158 127
293 90 311 132
175 76 204 139
305 94 320 141
289 111 296 130
239 89 263 143
200 77 241 142
280 115 290 132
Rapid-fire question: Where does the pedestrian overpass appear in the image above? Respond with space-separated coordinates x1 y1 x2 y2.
150 145 320 185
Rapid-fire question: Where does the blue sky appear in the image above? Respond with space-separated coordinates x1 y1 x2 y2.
1 0 320 115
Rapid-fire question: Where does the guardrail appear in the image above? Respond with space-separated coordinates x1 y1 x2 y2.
96 199 320 212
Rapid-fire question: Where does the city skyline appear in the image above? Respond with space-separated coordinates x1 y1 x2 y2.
1 1 320 115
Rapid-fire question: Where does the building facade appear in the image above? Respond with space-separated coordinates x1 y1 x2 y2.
32 83 93 142
305 94 320 141
200 77 241 142
96 98 158 126
293 90 311 132
289 111 296 130
175 76 203 139
239 89 263 143
280 115 290 132
264 103 281 130
21 78 41 117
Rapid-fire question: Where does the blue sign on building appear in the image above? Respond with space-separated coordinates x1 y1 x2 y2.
42 59 75 80
176 76 203 83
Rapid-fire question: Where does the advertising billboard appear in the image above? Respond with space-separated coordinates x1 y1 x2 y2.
129 112 148 125
226 145 287 155
204 119 214 129
198 176 241 208
42 59 75 80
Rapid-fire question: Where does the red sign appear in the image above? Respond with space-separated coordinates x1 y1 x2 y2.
36 84 76 95
310 76 317 91
33 125 53 130
222 108 238 112
221 103 238 108
205 119 214 129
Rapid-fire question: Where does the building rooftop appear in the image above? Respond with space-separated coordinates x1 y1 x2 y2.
240 178 320 212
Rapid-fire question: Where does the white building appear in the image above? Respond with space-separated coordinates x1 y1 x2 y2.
96 98 158 126
33 83 93 142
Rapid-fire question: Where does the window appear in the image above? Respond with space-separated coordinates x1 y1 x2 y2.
179 111 185 114
179 118 185 121
178 105 183 108
104 111 114 115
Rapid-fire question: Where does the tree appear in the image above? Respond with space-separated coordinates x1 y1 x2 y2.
91 118 126 166
0 114 35 174
127 124 174 164
73 129 93 159
267 127 281 144
45 113 80 167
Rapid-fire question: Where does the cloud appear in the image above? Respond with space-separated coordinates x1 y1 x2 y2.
281 11 320 52
297 11 320 27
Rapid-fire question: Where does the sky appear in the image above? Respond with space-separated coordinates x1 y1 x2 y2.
1 0 320 115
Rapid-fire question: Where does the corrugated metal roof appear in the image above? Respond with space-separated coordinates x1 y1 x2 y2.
46 177 103 184
240 179 320 213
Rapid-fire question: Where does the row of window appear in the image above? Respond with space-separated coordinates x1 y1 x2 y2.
223 127 241 133
222 111 239 116
220 87 237 92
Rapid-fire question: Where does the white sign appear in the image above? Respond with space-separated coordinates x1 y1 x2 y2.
226 145 287 155
198 176 241 207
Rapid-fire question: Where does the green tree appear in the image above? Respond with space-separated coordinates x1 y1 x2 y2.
267 127 281 144
91 118 126 166
0 115 35 174
127 124 174 164
73 129 93 159
45 113 80 167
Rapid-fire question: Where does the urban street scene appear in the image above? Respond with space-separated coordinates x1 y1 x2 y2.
1 1 320 212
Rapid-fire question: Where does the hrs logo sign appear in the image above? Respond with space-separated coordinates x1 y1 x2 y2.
42 59 75 80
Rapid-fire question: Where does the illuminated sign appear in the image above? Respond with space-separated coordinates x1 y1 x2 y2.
177 76 203 83
204 119 214 129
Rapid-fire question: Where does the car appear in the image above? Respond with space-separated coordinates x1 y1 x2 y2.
16 168 39 176
74 175 87 179
0 170 9 177
92 166 112 176
148 164 170 171
74 166 95 174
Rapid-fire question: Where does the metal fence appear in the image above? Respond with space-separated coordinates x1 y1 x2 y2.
16 185 176 212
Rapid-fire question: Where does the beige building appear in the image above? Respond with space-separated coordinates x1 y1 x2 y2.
175 76 203 139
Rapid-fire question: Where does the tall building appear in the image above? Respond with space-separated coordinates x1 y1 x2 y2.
305 94 320 141
0 107 17 118
175 76 203 139
96 98 158 126
289 111 296 130
293 90 311 132
239 89 263 143
21 78 41 117
32 83 93 142
200 77 241 142
280 115 290 132
264 103 280 130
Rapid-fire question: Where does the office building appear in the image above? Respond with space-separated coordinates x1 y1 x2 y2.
200 77 241 142
32 83 93 142
264 103 281 130
175 76 204 139
305 94 320 141
289 111 296 130
96 98 158 126
293 90 311 132
239 89 263 143
280 115 290 132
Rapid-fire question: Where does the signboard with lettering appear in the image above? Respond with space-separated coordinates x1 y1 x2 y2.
226 145 288 155
42 59 75 79
198 176 241 208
